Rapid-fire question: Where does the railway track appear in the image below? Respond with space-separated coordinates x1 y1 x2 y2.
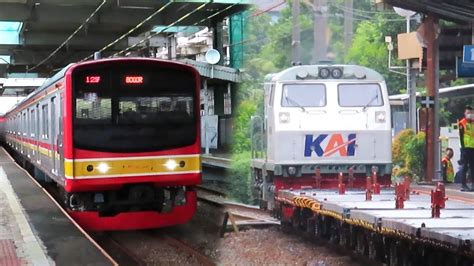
92 233 145 265
93 230 215 266
196 185 227 197
24 164 214 265
196 185 280 230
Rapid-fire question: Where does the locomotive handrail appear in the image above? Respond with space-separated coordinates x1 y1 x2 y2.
250 115 265 159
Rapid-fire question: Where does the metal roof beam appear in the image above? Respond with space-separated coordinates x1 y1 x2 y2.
21 32 129 48
24 5 166 26
384 0 474 23
0 3 30 21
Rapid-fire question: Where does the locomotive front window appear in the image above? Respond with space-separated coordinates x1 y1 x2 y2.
338 84 383 107
72 63 197 152
281 84 326 107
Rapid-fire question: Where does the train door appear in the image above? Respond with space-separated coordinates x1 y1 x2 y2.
35 104 40 164
21 112 26 154
30 109 36 158
58 94 64 176
50 97 58 175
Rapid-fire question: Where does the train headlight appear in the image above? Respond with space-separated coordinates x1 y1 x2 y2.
331 68 343 79
279 112 291 123
354 68 366 79
375 111 386 123
97 163 111 173
318 67 330 79
165 159 178 170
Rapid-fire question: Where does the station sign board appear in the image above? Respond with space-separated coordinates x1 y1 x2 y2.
463 45 474 64
456 57 474 78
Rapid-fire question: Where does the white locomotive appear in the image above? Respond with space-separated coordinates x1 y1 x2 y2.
250 64 392 210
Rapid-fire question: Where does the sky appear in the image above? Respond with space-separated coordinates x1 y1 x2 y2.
0 97 25 115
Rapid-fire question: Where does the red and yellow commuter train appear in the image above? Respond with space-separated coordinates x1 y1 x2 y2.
1 58 201 231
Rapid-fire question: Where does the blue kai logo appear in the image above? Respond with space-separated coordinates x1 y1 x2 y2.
304 133 357 157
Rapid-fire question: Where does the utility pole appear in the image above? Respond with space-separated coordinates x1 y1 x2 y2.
313 0 328 63
343 0 353 55
406 17 417 131
292 0 301 63
424 15 440 182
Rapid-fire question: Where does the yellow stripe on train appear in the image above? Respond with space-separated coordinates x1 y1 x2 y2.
64 155 201 179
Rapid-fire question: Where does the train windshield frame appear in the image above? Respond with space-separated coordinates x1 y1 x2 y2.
337 83 383 108
72 62 197 152
281 83 327 107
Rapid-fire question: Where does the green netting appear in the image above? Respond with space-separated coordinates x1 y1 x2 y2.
229 11 248 69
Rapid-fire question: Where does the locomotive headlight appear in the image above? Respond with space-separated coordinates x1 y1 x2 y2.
165 159 178 170
97 163 111 173
375 111 386 123
279 112 290 123
318 67 330 79
331 68 343 79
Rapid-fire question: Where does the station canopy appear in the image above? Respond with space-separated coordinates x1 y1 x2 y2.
383 0 474 71
384 0 474 23
0 0 249 78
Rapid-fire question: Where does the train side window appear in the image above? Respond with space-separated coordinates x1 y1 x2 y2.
16 115 20 135
30 109 35 137
36 105 40 140
22 112 27 136
51 97 56 139
269 84 275 106
42 104 49 139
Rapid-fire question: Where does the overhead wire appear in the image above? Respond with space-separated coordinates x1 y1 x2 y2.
28 0 108 72
333 4 406 21
225 1 287 48
252 1 286 17
35 0 247 73
332 3 402 15
110 1 214 57
127 0 245 56
228 2 407 49
80 0 174 61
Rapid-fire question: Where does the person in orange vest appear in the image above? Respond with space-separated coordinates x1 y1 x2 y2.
441 147 454 183
459 106 474 191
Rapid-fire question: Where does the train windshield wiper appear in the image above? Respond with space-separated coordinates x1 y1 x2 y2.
285 96 306 112
362 94 378 111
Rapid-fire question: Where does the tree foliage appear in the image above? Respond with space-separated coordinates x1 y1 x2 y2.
392 129 414 166
392 129 426 180
229 152 253 203
345 14 406 94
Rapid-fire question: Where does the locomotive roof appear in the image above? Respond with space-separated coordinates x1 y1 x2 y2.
265 64 385 83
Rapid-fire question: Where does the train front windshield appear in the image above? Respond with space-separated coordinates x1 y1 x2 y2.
72 63 197 152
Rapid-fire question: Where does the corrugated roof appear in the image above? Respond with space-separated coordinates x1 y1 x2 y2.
180 59 242 83
384 0 474 23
